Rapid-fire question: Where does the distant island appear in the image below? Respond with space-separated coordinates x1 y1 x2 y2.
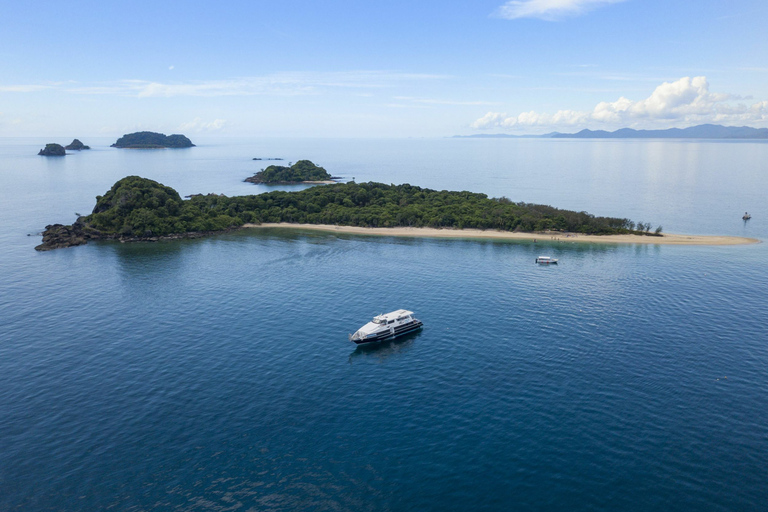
245 160 338 184
65 139 90 150
111 131 195 149
38 143 66 156
253 157 284 161
36 175 663 251
455 124 768 139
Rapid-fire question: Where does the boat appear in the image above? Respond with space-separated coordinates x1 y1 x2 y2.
535 256 558 265
349 309 423 344
743 212 751 220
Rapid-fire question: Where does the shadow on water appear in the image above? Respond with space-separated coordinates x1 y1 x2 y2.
347 330 423 363
92 237 209 279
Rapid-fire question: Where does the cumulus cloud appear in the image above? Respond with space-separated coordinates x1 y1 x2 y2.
471 76 768 130
496 0 626 21
179 118 226 132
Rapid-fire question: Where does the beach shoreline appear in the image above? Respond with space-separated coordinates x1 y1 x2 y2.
243 223 760 246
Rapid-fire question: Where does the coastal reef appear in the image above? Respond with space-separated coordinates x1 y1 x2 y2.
38 143 66 156
245 160 334 184
111 132 195 148
64 139 90 150
37 175 659 251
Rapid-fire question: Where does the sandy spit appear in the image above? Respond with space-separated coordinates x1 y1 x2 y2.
242 223 760 246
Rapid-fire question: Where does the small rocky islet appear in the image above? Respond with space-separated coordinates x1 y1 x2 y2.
37 139 90 156
38 143 66 156
65 139 90 150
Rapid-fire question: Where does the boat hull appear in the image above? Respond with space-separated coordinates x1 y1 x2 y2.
351 320 423 345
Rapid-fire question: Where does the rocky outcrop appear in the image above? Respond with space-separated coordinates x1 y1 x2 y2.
38 143 66 156
64 139 90 150
35 222 97 251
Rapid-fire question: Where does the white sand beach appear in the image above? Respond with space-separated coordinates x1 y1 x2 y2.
243 223 760 246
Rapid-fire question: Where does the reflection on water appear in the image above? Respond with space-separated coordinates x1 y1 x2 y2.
348 331 422 363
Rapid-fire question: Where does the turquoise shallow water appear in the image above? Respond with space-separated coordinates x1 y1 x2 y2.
1 138 767 511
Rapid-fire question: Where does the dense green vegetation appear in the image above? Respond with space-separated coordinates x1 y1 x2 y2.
75 176 657 239
85 176 238 236
245 160 333 184
111 132 195 148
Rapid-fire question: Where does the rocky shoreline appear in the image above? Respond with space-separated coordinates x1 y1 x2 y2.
35 223 242 251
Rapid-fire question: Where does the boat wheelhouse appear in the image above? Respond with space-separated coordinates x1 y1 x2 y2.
535 256 558 265
349 309 423 345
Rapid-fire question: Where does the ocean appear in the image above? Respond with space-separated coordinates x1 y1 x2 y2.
1 137 767 511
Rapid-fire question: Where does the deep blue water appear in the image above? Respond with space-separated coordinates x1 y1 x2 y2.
1 138 767 511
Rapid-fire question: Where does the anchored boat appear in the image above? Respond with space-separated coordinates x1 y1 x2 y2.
535 256 558 265
349 309 423 344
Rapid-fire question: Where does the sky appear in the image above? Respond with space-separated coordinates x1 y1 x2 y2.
1 0 767 137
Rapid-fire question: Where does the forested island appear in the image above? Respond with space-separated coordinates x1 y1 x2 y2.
245 160 336 184
36 175 660 251
111 132 195 148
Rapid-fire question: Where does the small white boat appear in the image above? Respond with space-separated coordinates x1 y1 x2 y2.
535 256 558 265
743 212 751 220
349 309 423 345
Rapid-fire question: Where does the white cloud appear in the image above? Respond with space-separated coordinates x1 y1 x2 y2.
394 96 497 106
496 0 626 21
472 76 768 130
0 84 53 93
64 72 448 98
179 118 226 132
169 65 175 70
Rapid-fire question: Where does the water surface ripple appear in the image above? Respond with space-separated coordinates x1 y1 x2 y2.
1 138 767 511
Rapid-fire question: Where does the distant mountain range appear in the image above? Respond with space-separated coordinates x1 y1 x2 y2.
455 124 768 139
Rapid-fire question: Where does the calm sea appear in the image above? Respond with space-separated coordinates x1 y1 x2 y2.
1 137 767 511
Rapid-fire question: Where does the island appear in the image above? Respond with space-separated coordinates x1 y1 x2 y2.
245 160 338 184
38 143 66 156
37 174 732 252
64 139 90 150
111 131 195 149
455 124 768 139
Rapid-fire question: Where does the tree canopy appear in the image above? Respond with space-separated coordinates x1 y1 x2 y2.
245 160 333 184
111 132 195 148
74 176 655 239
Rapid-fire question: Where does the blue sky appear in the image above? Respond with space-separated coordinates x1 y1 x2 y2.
1 0 767 137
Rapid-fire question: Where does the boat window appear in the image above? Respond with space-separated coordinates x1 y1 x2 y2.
388 320 394 324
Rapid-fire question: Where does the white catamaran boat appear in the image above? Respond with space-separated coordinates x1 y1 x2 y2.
535 256 558 265
349 309 423 345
